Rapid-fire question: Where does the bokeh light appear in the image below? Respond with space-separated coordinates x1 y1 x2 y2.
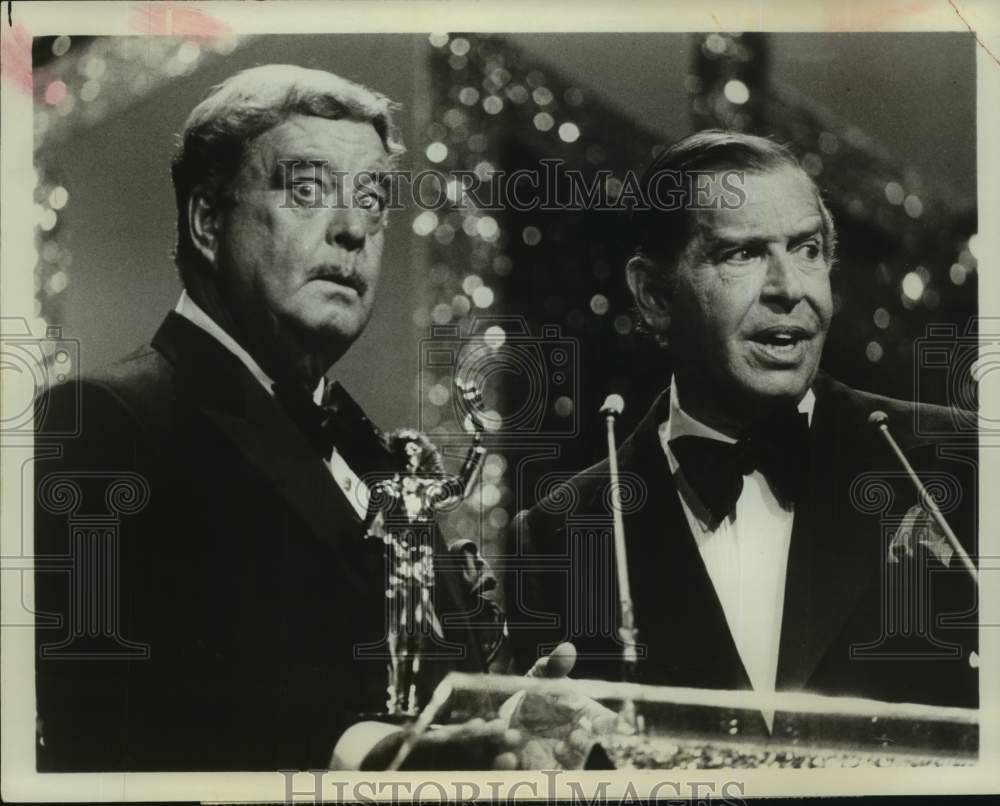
484 325 506 350
522 226 542 246
462 274 483 295
412 211 438 236
477 216 500 241
431 303 453 324
589 294 610 315
48 186 69 210
426 142 448 163
483 95 504 115
884 182 905 206
723 79 750 104
532 87 554 106
472 285 495 308
901 271 925 301
903 194 923 219
533 112 554 132
558 122 580 143
428 383 450 407
51 36 71 57
44 81 68 106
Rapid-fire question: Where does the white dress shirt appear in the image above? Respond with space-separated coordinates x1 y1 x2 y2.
659 381 814 727
174 291 369 519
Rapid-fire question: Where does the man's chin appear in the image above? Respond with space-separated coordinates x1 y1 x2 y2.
288 311 366 357
739 366 816 406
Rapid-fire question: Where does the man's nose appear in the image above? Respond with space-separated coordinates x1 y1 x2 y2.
761 249 805 310
327 197 367 252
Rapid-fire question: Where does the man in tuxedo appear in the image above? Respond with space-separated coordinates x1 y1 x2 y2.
33 65 513 772
506 131 978 718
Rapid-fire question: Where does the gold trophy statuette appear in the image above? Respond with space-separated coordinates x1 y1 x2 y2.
367 379 487 717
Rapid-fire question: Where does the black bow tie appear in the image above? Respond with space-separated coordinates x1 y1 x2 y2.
668 407 811 524
272 380 393 478
272 380 339 460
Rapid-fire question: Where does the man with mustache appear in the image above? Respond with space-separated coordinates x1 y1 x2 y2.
33 65 519 772
507 131 978 723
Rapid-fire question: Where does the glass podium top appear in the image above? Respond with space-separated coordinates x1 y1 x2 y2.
393 673 978 770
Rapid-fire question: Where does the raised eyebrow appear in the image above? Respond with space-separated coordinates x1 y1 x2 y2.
358 167 393 186
269 159 395 191
705 234 768 253
788 227 826 248
787 214 825 236
269 158 326 187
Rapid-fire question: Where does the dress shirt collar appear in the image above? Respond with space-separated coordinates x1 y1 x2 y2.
660 378 816 506
175 291 324 404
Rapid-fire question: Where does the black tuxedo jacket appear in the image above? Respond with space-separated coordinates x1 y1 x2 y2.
506 373 978 711
34 312 489 771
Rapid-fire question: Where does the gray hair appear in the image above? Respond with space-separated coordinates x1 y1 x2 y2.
631 129 837 277
171 64 404 285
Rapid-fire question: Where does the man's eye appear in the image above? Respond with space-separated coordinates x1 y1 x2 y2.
796 241 823 261
356 190 386 213
722 248 755 264
291 181 321 205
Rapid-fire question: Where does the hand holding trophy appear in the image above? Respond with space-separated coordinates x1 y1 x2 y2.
362 382 622 770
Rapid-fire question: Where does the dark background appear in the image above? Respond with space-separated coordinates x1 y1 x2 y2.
33 32 978 550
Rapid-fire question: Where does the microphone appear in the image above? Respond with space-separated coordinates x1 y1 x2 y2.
601 394 625 417
602 395 638 667
868 410 977 584
602 394 642 733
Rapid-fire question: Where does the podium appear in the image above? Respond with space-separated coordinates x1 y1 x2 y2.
392 673 977 769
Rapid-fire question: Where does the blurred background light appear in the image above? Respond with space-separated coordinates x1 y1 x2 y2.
558 122 580 143
723 79 750 104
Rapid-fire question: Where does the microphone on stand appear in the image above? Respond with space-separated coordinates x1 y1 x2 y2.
601 395 640 670
601 394 642 734
868 410 977 584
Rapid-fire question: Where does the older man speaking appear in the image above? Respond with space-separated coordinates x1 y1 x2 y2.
507 131 978 725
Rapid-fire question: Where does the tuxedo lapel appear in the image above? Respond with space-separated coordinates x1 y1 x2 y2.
615 391 752 691
777 373 880 691
151 312 376 595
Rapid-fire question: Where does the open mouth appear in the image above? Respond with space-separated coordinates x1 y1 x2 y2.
748 326 813 363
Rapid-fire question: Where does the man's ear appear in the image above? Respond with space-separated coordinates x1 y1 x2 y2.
626 254 672 334
188 189 222 268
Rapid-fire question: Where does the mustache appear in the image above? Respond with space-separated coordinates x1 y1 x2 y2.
309 266 368 296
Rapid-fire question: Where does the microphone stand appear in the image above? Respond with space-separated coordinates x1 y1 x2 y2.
602 395 642 733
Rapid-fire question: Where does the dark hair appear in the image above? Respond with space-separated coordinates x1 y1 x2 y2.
630 129 836 277
170 64 405 287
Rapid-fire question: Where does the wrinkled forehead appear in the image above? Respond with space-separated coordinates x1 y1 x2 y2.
691 167 824 244
240 114 392 179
